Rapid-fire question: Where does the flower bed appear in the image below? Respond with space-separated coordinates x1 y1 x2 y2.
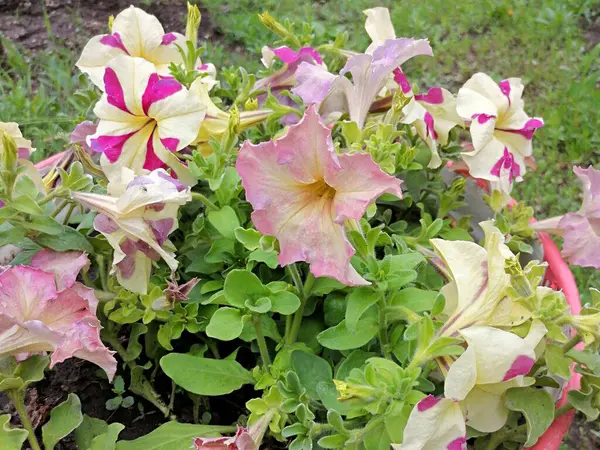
0 4 599 450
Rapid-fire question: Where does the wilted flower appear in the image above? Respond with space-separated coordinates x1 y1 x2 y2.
236 106 402 286
444 321 547 432
77 6 186 88
73 168 191 294
531 166 600 269
71 121 98 155
193 427 254 450
294 38 433 129
0 251 116 380
432 221 530 336
456 73 543 193
392 396 466 450
88 55 205 184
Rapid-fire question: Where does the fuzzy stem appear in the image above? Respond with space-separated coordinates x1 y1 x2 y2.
191 191 219 211
50 198 69 218
484 424 526 450
7 390 42 450
253 314 271 369
378 297 391 359
562 333 582 353
286 266 315 345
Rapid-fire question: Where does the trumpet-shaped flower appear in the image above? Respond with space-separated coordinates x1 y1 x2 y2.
531 165 600 268
392 396 466 450
88 55 205 184
401 87 463 168
294 38 432 128
0 252 116 380
193 427 254 450
456 73 543 193
444 321 547 432
432 221 529 336
0 122 35 159
236 106 402 286
73 168 191 294
76 6 186 88
363 7 396 54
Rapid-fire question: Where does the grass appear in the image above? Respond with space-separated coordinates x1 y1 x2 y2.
0 0 599 296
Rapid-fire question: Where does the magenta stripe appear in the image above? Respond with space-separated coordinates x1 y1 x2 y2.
417 395 441 412
89 133 135 162
499 118 544 140
272 46 323 65
498 79 511 106
104 67 130 113
161 33 177 45
424 112 438 140
471 113 495 124
141 74 183 115
147 218 174 246
393 68 412 94
143 135 165 171
503 355 535 381
447 436 467 450
160 137 179 152
100 32 129 54
415 87 444 104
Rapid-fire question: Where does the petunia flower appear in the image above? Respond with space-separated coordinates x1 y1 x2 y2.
71 121 98 155
87 55 205 184
294 38 433 129
236 106 402 286
444 321 547 432
73 168 191 294
392 395 467 450
531 165 600 268
0 252 117 380
401 87 463 169
193 427 254 450
456 73 544 194
0 122 35 159
432 221 529 337
76 6 186 88
363 7 396 54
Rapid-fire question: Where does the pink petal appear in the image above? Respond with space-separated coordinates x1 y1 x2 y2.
393 68 412 94
0 266 57 321
415 87 444 104
70 121 98 153
89 132 135 162
161 32 177 45
141 74 183 115
502 354 535 381
292 62 336 105
104 67 131 113
99 32 129 54
272 46 322 65
143 133 166 171
30 249 90 291
559 212 600 269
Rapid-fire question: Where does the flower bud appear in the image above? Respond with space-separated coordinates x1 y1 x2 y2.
108 15 114 34
0 131 18 174
186 3 201 49
258 12 289 38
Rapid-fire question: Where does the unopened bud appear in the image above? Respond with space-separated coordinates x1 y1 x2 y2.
108 15 114 34
228 105 241 135
186 3 201 49
506 257 533 298
1 132 18 173
258 12 289 38
244 98 259 111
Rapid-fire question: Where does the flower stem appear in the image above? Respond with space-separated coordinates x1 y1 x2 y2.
484 424 527 450
253 314 271 369
562 333 582 353
191 191 219 211
62 203 76 224
286 265 315 345
50 198 69 218
7 390 42 450
554 404 574 418
378 296 391 359
102 328 175 420
97 256 109 292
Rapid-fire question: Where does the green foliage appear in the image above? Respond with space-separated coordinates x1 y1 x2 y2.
42 394 84 450
506 387 555 446
0 414 28 450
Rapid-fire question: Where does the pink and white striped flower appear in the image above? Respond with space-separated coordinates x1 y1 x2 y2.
88 55 205 184
531 165 600 268
457 73 544 193
392 396 466 450
73 168 191 294
236 106 403 286
76 6 186 88
0 251 116 380
444 321 547 432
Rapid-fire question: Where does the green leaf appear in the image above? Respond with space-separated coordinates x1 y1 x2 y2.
35 227 93 253
248 249 279 269
160 354 253 395
568 386 600 420
116 421 233 450
345 287 382 332
239 315 282 343
311 277 345 296
42 393 83 450
318 434 347 449
76 415 108 450
24 216 64 235
567 349 600 375
234 227 261 250
245 297 272 313
208 206 240 239
317 318 378 350
206 307 244 341
506 387 555 446
270 290 300 315
0 414 28 450
9 195 43 215
89 423 124 450
335 350 375 380
0 227 25 247
223 269 267 308
389 288 440 312
123 324 148 362
384 253 424 272
14 355 49 386
290 350 332 399
545 344 573 379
